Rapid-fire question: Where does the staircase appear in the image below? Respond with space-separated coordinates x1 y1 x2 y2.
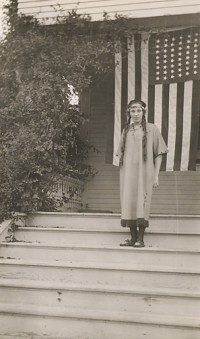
0 212 200 339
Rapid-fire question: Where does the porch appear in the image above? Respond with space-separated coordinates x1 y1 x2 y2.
72 83 200 215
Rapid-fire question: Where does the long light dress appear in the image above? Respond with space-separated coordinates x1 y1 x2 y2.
118 123 168 228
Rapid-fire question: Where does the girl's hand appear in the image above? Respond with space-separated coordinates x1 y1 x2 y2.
153 175 159 188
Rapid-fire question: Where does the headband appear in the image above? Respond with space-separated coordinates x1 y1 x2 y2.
128 99 146 109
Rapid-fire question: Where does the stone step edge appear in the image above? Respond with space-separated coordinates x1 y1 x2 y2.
0 258 200 275
0 303 199 329
16 227 200 236
0 336 33 339
0 279 200 299
26 212 200 219
0 336 32 339
0 336 68 339
0 332 69 339
0 336 66 339
1 241 200 254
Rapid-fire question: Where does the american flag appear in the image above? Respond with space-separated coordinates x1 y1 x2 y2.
111 28 200 171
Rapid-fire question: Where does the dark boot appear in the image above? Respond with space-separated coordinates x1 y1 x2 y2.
134 226 145 247
120 226 137 247
130 226 137 245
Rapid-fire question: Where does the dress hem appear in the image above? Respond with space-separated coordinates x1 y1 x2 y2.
121 218 149 228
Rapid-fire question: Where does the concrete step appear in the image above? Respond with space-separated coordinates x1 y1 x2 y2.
0 279 199 317
0 243 199 269
0 259 199 291
14 227 200 250
0 304 199 339
1 212 198 339
25 212 200 233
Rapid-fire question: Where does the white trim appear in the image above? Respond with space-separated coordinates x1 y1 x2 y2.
113 50 122 166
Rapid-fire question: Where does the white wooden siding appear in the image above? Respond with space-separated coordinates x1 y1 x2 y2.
18 0 200 22
83 101 200 214
82 103 120 213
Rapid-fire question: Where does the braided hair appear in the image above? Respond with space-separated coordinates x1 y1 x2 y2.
119 100 147 167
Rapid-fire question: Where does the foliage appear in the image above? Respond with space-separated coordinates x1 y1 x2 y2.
0 0 140 221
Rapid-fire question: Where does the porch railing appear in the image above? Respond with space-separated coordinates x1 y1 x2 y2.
55 177 84 211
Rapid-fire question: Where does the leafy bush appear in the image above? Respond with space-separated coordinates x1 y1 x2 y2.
0 0 141 221
0 1 119 221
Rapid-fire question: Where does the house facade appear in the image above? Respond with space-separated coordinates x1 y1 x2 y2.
18 0 200 214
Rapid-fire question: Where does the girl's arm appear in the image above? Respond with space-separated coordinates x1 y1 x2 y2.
153 155 162 188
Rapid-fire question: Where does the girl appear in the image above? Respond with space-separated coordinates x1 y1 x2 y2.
117 99 168 247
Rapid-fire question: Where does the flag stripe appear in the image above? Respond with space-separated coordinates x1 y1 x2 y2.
166 83 177 171
161 84 170 144
141 34 149 119
148 85 155 123
174 82 184 170
113 51 122 166
121 37 128 131
128 37 135 103
134 34 142 100
189 80 200 170
154 84 163 132
180 81 193 171
161 84 169 171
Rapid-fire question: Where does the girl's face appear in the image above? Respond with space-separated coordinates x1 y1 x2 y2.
129 104 143 124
